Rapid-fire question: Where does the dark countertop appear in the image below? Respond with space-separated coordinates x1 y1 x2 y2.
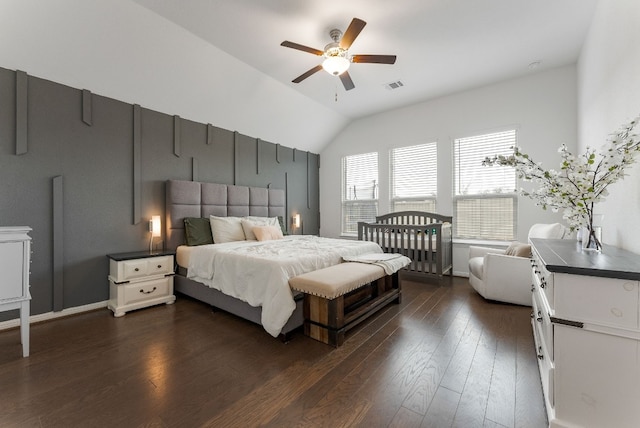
106 249 175 261
530 239 640 281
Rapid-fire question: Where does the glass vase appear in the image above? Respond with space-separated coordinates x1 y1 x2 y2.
581 214 603 252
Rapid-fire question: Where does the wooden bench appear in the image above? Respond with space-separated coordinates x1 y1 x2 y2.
289 262 402 347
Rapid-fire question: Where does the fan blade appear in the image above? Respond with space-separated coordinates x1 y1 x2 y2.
339 18 366 50
292 65 323 83
352 54 397 64
280 41 324 56
339 71 355 91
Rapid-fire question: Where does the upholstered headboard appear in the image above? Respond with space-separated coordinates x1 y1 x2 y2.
165 180 286 251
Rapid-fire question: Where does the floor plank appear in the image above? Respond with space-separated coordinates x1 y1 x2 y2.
0 276 547 427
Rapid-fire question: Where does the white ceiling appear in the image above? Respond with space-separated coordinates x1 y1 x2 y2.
132 0 598 121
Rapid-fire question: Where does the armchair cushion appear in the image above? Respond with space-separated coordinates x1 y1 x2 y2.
504 241 532 258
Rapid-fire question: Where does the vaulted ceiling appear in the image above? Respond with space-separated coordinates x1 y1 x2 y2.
132 0 598 120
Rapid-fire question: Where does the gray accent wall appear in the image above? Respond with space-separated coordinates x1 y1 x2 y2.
0 67 320 321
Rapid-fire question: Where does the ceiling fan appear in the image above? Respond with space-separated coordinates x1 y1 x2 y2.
280 17 397 91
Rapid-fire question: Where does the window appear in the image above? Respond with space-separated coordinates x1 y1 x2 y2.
390 142 437 212
453 130 517 240
342 152 378 235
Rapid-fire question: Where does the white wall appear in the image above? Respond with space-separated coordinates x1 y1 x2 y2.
320 66 576 274
0 0 347 153
577 0 640 254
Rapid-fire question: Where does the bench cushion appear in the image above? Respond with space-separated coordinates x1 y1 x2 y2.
289 262 386 299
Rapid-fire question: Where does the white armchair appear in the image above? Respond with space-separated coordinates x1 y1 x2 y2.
468 223 568 306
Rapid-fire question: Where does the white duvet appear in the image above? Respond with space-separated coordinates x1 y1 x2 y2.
186 235 382 337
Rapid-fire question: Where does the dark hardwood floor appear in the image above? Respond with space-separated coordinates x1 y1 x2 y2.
0 276 547 428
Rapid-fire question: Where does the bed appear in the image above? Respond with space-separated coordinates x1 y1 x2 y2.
165 179 382 339
357 211 453 280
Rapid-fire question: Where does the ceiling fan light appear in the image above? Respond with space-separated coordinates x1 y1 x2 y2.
322 56 350 76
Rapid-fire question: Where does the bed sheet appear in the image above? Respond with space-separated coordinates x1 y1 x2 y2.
183 235 382 337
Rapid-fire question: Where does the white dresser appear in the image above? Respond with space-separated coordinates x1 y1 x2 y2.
530 238 640 428
107 250 176 317
0 226 32 357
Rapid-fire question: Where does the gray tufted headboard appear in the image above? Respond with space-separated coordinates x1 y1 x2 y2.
165 180 286 251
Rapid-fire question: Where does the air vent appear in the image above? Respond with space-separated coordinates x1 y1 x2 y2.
384 80 404 90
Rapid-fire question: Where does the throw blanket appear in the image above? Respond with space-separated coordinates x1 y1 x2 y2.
187 236 382 337
342 253 411 274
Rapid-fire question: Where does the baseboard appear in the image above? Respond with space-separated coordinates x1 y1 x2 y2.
454 270 469 278
0 301 108 331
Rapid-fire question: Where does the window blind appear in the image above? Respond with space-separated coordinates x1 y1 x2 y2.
390 142 437 212
342 152 378 235
453 130 517 240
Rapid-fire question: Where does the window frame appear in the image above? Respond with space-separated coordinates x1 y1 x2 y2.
389 142 438 213
452 129 518 241
341 152 379 236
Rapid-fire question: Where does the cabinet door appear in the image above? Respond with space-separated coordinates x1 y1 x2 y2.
0 241 25 300
555 274 639 329
554 325 640 428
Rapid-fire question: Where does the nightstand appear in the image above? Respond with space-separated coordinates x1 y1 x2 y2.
107 250 176 317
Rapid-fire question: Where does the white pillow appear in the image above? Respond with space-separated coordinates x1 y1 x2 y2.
253 225 284 241
241 217 279 240
210 216 246 243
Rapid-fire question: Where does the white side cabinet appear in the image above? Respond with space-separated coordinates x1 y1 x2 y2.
0 226 31 357
107 250 176 317
530 238 640 428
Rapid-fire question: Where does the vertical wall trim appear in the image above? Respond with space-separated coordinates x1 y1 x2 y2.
82 89 92 126
133 104 141 225
256 138 261 175
307 152 311 209
15 70 28 155
285 172 289 233
293 148 297 162
207 124 213 145
276 143 281 163
52 175 64 312
173 115 181 157
233 131 239 185
192 157 198 181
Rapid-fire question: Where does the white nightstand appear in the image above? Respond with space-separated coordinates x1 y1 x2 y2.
107 250 176 317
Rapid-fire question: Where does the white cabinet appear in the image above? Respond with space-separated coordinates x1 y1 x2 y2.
0 227 31 357
530 239 640 428
107 251 176 317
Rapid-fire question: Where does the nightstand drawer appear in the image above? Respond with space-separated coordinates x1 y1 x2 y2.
121 277 171 305
111 255 173 282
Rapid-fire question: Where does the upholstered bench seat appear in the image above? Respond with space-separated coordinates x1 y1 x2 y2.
289 261 402 347
289 262 386 299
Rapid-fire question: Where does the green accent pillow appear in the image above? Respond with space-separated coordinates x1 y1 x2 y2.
277 215 289 236
184 217 214 246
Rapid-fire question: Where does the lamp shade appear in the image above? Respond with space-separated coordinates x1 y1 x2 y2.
322 56 350 76
151 215 161 237
293 214 301 228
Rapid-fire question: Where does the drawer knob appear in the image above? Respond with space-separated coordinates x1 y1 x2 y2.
537 346 544 360
140 286 157 295
536 311 543 323
531 285 535 293
157 264 162 269
134 268 140 272
540 280 546 289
